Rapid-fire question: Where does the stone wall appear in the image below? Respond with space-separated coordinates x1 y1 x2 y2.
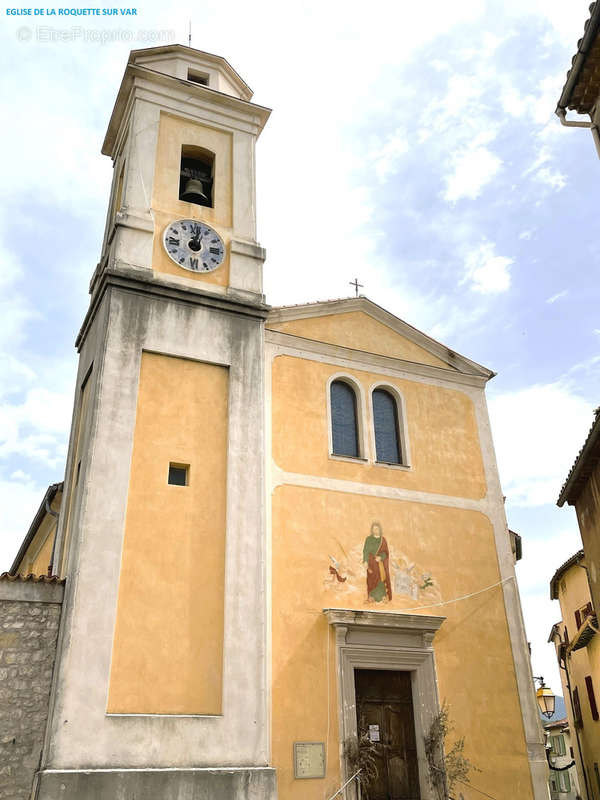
0 577 64 800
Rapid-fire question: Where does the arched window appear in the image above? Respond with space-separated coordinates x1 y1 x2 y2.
330 380 359 458
373 388 402 464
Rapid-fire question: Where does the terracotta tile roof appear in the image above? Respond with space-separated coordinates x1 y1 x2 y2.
557 411 600 507
0 572 64 585
557 2 600 114
543 717 568 729
550 549 585 599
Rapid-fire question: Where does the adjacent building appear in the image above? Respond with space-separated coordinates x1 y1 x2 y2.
549 551 600 800
556 2 600 158
557 412 600 618
544 718 580 800
3 44 548 800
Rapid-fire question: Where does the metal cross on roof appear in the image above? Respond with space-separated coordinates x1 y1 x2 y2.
349 278 363 297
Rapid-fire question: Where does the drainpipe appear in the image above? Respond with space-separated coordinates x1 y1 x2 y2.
45 497 60 578
556 107 600 160
559 647 590 800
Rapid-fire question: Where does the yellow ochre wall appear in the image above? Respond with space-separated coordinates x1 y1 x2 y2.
14 491 63 577
108 352 228 714
270 344 533 799
27 533 54 577
151 111 232 288
271 355 487 500
267 312 452 369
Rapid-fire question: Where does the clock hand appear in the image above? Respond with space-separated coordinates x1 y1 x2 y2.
189 230 203 252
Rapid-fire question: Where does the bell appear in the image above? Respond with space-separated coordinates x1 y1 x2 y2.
180 178 209 205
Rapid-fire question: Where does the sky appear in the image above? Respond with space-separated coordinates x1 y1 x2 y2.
0 0 598 696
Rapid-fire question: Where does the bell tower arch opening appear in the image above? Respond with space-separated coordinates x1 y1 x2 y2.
179 145 215 207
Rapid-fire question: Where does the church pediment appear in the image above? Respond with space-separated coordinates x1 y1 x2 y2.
266 297 494 378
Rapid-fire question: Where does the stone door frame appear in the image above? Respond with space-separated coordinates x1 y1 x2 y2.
324 608 445 800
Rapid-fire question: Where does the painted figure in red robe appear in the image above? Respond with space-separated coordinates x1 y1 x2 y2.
362 521 392 602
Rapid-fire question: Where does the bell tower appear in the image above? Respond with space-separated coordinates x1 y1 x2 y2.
36 46 275 800
94 45 269 298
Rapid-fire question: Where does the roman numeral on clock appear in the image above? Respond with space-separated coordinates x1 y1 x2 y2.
189 258 199 270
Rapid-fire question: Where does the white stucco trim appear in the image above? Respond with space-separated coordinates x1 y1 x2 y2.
266 332 488 389
326 372 369 460
40 766 272 774
263 324 274 765
272 465 488 514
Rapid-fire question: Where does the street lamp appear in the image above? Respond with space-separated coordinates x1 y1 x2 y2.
533 676 556 719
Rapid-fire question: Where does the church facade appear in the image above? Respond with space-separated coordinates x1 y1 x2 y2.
8 45 547 800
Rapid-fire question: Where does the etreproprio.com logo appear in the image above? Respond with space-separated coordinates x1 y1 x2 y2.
16 25 175 43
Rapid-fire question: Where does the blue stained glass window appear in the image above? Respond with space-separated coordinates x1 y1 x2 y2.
331 381 359 457
373 389 401 464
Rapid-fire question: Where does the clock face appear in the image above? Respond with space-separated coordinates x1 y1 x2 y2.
163 219 225 273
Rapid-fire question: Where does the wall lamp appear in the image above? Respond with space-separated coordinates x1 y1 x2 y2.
533 676 556 719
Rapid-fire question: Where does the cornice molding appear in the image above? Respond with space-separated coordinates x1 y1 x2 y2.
76 265 269 350
323 607 445 635
103 65 271 157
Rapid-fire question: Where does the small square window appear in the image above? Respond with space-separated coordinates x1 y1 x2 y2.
168 464 188 486
188 69 209 86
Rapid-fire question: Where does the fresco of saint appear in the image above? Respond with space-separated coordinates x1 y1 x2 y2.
362 522 392 602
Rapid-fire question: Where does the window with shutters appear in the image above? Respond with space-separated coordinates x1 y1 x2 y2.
550 734 566 756
573 686 583 727
330 379 361 458
576 601 594 628
585 675 599 721
371 385 408 467
549 769 571 793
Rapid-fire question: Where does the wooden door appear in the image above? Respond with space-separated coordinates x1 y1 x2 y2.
355 669 420 800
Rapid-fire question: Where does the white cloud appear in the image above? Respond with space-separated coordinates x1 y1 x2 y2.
10 469 31 481
536 166 567 190
463 240 513 293
516 523 583 691
444 145 502 202
370 130 409 182
0 387 73 469
488 381 593 507
546 289 568 304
